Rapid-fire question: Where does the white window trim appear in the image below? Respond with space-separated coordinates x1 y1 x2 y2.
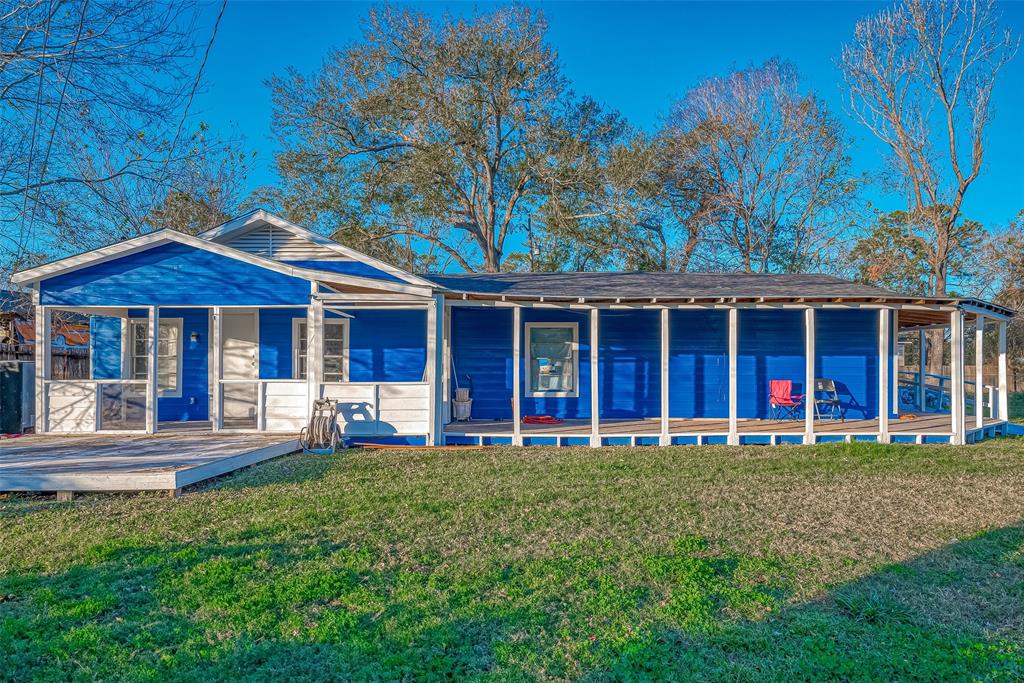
525 321 580 398
292 317 349 382
124 317 184 398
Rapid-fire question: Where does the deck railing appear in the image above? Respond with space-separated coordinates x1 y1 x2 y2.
897 370 998 418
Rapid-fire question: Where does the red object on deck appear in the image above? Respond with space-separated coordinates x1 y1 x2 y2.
521 415 564 425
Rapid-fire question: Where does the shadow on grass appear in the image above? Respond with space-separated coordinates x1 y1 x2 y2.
1 524 1021 680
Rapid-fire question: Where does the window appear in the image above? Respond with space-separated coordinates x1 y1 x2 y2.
293 319 348 382
526 322 579 397
127 318 183 397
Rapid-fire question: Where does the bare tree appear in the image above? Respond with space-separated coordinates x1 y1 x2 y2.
666 59 858 273
266 5 626 273
0 0 230 273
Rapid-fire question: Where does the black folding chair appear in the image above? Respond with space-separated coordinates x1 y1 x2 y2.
813 378 845 421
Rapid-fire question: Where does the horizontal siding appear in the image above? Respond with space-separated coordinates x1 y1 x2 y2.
158 308 209 422
350 310 426 382
737 309 805 419
599 310 660 418
259 309 302 380
450 307 513 420
282 260 406 283
47 383 96 432
90 316 121 380
669 310 729 418
816 309 879 419
41 242 312 306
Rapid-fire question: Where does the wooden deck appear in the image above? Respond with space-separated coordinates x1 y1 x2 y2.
0 432 299 494
445 414 1008 443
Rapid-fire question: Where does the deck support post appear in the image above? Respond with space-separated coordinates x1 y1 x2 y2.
804 308 815 445
975 316 985 429
211 307 223 431
34 296 49 434
146 306 159 434
660 307 670 446
512 306 522 447
427 294 444 445
918 328 927 412
998 320 1008 420
878 309 890 444
951 310 965 444
307 291 324 418
590 307 600 448
727 307 738 446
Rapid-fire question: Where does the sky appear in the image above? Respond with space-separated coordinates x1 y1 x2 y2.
193 0 1024 231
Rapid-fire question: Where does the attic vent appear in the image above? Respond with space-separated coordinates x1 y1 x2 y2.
227 225 343 261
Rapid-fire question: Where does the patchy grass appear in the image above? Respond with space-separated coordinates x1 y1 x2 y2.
2 440 1024 681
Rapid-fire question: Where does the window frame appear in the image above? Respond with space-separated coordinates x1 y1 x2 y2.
525 321 580 398
292 317 349 382
124 317 184 398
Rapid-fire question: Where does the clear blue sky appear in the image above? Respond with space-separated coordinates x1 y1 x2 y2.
194 0 1024 230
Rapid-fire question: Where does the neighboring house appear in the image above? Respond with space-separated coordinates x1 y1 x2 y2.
10 209 1015 445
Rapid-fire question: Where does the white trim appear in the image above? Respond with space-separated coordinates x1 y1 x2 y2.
976 316 985 429
659 307 670 446
804 307 815 444
292 316 349 382
212 307 223 430
727 308 738 445
590 309 599 447
918 328 927 412
199 209 436 288
11 228 432 296
998 320 1008 420
524 321 581 398
146 307 158 433
512 306 522 446
878 309 889 443
126 316 184 398
951 310 965 444
428 293 444 445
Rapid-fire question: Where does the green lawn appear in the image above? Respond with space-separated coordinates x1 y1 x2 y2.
2 441 1024 681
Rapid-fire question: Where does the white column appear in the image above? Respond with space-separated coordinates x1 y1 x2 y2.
951 310 965 444
306 294 324 414
34 297 49 434
426 294 444 445
918 328 927 412
804 307 815 444
590 307 600 447
728 307 739 445
211 306 223 431
512 306 522 446
999 320 1009 420
975 316 985 429
660 307 670 446
146 306 159 433
878 309 890 443
892 311 900 416
441 301 452 425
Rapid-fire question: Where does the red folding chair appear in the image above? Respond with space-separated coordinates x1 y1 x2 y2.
769 379 804 420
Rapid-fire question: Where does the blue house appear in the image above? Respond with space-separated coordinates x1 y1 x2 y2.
11 210 1015 447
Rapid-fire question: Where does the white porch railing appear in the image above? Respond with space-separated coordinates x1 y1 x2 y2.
897 371 998 418
217 379 307 432
43 379 147 433
321 381 430 437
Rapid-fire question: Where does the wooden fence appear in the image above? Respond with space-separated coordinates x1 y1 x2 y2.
0 343 88 380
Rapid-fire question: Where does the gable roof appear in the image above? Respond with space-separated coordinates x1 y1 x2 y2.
11 229 433 297
200 209 436 288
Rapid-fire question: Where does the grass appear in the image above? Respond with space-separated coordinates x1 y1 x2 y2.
2 440 1024 681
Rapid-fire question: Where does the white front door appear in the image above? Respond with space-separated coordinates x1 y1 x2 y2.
221 310 258 423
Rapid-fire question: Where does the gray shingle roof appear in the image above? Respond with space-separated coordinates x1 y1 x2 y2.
421 271 902 300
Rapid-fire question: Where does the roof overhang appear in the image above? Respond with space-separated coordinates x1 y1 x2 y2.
200 209 437 289
11 229 435 298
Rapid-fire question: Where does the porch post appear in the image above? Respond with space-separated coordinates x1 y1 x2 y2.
918 328 927 411
878 309 890 443
426 293 444 446
892 311 899 416
512 305 522 446
146 306 159 433
975 316 985 429
951 310 965 444
659 307 670 446
727 307 738 445
34 296 49 434
211 307 223 431
590 307 600 447
306 291 324 414
441 300 452 426
804 307 815 444
998 320 1009 420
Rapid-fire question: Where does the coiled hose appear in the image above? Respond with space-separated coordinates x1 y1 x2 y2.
299 398 340 452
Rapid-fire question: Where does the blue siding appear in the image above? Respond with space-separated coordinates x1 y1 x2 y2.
282 260 406 283
451 307 513 420
816 309 879 419
599 310 660 418
259 309 302 379
159 308 209 422
90 316 122 380
350 310 426 382
737 309 806 418
520 308 592 419
41 242 312 306
669 310 729 418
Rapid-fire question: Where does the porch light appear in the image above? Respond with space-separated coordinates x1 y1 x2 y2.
190 331 200 343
